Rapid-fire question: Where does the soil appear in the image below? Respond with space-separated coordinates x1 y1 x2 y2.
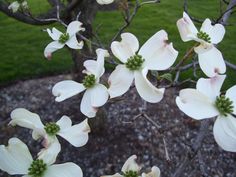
0 74 236 177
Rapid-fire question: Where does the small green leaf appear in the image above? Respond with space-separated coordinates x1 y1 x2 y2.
159 73 173 82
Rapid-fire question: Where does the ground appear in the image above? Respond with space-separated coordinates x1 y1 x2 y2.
0 75 236 177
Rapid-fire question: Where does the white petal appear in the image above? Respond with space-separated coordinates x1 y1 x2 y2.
139 30 178 70
80 90 97 118
196 75 226 101
200 18 225 44
8 2 20 13
213 115 236 152
52 80 86 102
95 48 109 78
47 28 62 41
121 155 141 173
44 163 83 177
38 137 61 165
111 33 139 63
66 35 84 49
10 108 45 140
134 69 165 103
101 173 123 177
56 116 72 130
176 89 219 120
142 166 161 177
197 46 226 77
90 84 109 107
66 21 85 36
83 49 109 78
108 65 134 98
176 12 198 42
44 41 64 59
97 0 114 5
57 118 90 147
0 138 32 175
226 85 236 115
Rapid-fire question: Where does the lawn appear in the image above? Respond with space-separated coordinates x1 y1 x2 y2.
0 0 235 88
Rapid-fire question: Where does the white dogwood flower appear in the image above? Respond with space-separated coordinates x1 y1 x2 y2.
97 0 114 5
177 12 226 77
44 21 84 59
8 0 28 13
10 108 90 163
52 49 109 118
101 155 160 177
108 31 178 103
0 138 83 177
176 75 236 152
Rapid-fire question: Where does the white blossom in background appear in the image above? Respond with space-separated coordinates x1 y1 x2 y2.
177 12 226 77
44 21 84 59
101 155 160 177
96 0 114 5
108 31 178 103
176 75 236 152
8 0 28 13
0 138 83 177
52 49 109 118
10 108 90 163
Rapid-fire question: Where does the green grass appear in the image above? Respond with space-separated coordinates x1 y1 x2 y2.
0 0 236 88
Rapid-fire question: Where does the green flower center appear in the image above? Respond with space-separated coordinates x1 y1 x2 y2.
215 95 234 116
28 159 47 177
83 74 96 88
123 170 139 177
59 33 69 44
44 122 60 136
125 54 145 71
197 31 211 43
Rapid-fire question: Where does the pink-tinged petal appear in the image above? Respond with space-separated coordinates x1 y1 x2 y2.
142 166 161 177
111 33 139 63
80 90 97 118
108 65 134 98
10 108 45 140
121 155 141 173
176 88 219 120
176 12 198 42
44 41 64 59
197 46 226 77
0 138 33 175
45 163 83 177
38 137 61 165
134 69 165 103
56 116 72 130
213 115 236 152
52 80 86 102
200 18 225 44
47 28 62 41
57 118 90 147
196 75 226 101
66 21 85 36
90 84 109 107
226 85 236 115
66 35 84 49
139 30 178 70
101 173 123 177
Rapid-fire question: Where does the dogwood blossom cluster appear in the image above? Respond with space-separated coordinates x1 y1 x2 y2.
0 108 90 177
101 155 160 177
8 0 28 13
176 12 236 152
